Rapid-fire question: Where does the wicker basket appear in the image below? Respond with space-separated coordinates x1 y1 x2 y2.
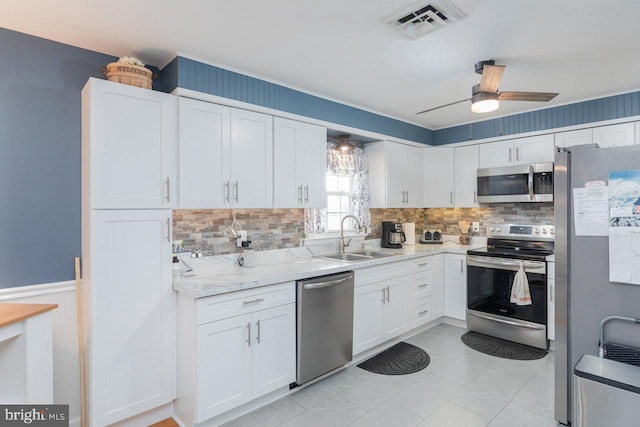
101 62 153 89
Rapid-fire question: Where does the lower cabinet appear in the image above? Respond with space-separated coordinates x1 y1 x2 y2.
444 253 467 321
353 276 408 355
176 283 296 425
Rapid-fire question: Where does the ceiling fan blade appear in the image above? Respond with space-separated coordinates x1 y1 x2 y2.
415 98 471 114
478 65 505 93
498 91 559 102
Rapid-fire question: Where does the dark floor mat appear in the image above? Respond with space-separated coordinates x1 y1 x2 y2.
461 331 548 360
357 342 430 375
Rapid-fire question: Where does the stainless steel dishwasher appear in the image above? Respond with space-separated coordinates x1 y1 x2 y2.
296 271 354 385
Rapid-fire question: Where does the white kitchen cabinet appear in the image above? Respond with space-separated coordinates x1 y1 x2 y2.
555 128 593 148
85 209 175 426
478 134 554 168
430 254 445 319
444 253 467 321
422 147 455 207
273 117 327 208
196 304 295 422
454 145 479 207
176 283 296 425
593 122 635 147
82 78 176 209
547 261 555 341
177 98 273 208
353 276 408 355
367 141 422 208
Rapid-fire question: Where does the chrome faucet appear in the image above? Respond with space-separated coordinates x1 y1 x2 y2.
340 214 363 253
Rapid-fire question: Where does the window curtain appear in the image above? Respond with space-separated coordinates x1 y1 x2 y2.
304 141 371 234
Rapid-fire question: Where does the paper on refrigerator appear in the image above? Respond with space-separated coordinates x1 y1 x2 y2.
573 181 609 236
608 170 640 285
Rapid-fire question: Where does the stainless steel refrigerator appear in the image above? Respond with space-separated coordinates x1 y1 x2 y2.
554 143 640 425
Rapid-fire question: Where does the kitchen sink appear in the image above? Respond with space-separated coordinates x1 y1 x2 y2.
318 253 373 262
350 250 397 258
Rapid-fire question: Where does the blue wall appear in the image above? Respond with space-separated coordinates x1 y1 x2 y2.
433 91 640 145
160 57 435 145
0 28 115 288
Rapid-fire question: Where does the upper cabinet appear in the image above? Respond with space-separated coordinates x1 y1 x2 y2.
454 145 479 208
422 147 454 208
273 117 327 208
478 134 554 169
368 141 422 208
177 98 273 208
82 78 176 209
555 122 635 149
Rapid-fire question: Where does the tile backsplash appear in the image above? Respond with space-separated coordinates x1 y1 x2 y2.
173 203 554 255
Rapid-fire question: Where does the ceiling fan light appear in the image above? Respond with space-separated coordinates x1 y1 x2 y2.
471 92 499 113
335 135 354 153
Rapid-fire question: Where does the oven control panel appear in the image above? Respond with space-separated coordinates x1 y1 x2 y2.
487 223 555 240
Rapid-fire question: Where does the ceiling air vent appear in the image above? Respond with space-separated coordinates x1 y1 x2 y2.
384 0 467 39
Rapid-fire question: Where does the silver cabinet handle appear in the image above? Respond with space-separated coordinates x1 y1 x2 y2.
243 298 264 305
298 185 303 204
508 147 512 162
460 259 463 273
386 286 390 303
473 190 477 203
246 322 251 347
224 181 230 203
450 191 453 205
381 288 386 304
418 283 429 288
165 177 171 202
256 320 261 344
406 191 409 204
304 185 309 203
516 147 520 162
550 283 554 302
165 218 171 243
418 310 429 316
234 181 239 202
418 262 429 267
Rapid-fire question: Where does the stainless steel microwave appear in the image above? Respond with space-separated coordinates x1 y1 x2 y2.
476 162 553 203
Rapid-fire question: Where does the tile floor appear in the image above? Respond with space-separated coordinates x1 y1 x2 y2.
224 324 558 427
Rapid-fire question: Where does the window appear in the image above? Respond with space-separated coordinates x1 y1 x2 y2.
326 172 356 231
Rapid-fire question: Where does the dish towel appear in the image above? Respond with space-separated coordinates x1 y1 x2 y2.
510 261 532 305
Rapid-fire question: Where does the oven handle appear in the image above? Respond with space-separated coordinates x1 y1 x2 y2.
469 311 546 331
466 255 546 272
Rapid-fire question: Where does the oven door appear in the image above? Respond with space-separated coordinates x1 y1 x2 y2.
466 255 547 324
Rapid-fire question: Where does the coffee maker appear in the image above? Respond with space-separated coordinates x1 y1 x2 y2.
381 221 406 248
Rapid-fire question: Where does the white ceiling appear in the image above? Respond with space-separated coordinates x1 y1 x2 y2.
3 0 640 130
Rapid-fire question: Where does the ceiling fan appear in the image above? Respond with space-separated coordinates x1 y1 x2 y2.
416 60 559 115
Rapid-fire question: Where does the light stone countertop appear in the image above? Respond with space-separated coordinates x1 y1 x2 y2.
174 238 486 299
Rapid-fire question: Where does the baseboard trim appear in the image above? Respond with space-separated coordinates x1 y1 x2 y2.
0 280 76 301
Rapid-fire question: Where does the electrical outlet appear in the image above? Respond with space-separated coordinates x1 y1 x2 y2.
236 230 248 247
472 222 480 233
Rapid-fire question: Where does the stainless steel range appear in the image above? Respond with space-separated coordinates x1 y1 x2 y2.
466 223 554 350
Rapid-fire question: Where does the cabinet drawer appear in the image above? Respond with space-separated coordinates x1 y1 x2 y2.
410 298 431 327
196 282 295 325
355 262 409 287
406 256 434 274
409 271 433 300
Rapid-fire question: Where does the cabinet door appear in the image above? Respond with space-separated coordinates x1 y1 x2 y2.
514 134 555 164
300 123 328 208
196 315 252 422
478 140 513 168
251 304 296 398
91 210 174 425
383 278 409 337
230 109 273 208
454 145 479 207
404 145 422 207
353 282 384 355
385 143 408 207
85 79 176 209
178 98 230 208
422 147 454 207
555 128 593 148
444 254 467 321
273 118 302 208
593 122 635 147
430 254 446 319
